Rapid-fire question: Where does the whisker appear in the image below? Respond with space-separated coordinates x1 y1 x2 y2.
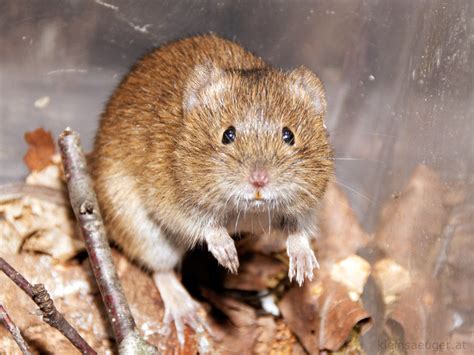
332 157 383 163
258 209 266 232
319 156 384 163
335 179 372 202
223 191 233 211
358 132 397 138
267 204 272 236
234 196 242 234
245 204 251 233
332 131 397 138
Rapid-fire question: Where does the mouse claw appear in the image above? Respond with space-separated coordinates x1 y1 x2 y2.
160 293 212 347
287 238 318 286
206 231 239 274
164 309 185 346
153 272 215 347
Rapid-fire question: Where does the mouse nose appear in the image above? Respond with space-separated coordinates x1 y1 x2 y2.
249 169 269 189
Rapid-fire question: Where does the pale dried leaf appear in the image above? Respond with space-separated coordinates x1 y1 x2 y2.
25 162 64 190
372 258 411 305
22 227 85 261
330 255 371 300
0 218 24 254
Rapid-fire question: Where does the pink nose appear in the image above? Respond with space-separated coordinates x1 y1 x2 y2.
249 169 269 188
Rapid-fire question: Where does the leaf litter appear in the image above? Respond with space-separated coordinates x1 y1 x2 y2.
1 128 472 354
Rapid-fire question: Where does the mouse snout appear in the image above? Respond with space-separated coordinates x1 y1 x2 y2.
249 168 270 189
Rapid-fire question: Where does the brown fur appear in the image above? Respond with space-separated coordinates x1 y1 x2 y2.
91 34 333 269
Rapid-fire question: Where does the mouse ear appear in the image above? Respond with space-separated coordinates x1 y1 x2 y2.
183 62 226 112
287 66 327 116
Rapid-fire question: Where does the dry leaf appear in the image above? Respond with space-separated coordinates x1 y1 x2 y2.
330 255 371 301
0 252 110 353
223 253 287 292
0 250 216 354
25 161 64 190
374 165 447 274
254 317 302 354
372 258 411 305
22 227 85 261
0 217 23 254
279 273 371 353
443 204 474 310
23 128 56 171
203 290 260 354
370 165 473 353
318 181 370 264
0 194 81 260
385 286 432 355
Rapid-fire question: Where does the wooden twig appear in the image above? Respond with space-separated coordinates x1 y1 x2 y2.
0 257 96 354
0 258 34 297
58 128 158 354
0 303 32 355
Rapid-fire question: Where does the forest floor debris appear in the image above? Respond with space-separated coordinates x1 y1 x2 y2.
1 128 472 354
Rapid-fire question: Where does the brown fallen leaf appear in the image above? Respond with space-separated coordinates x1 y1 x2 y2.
444 326 474 355
23 128 56 171
203 289 260 354
318 181 371 264
219 181 373 353
374 165 448 275
223 252 287 292
370 165 473 353
254 316 304 355
385 284 434 355
442 203 474 310
279 273 371 353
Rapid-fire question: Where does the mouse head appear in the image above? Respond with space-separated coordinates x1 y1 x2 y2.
175 63 333 217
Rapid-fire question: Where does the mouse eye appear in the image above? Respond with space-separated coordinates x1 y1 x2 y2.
222 126 236 144
282 127 295 146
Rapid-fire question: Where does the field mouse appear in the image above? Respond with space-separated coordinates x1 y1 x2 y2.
92 34 333 343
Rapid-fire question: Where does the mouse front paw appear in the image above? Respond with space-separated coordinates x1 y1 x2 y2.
287 235 319 286
206 230 239 274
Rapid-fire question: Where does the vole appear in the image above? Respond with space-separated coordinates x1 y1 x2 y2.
91 34 333 343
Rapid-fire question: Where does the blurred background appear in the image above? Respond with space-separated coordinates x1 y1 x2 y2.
1 0 472 353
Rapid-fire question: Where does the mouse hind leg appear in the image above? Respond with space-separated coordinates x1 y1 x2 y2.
115 210 211 345
97 175 211 345
144 233 213 345
122 216 211 345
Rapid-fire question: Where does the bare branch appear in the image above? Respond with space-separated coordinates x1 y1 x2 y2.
58 128 158 354
0 257 96 354
0 303 32 355
0 257 34 297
